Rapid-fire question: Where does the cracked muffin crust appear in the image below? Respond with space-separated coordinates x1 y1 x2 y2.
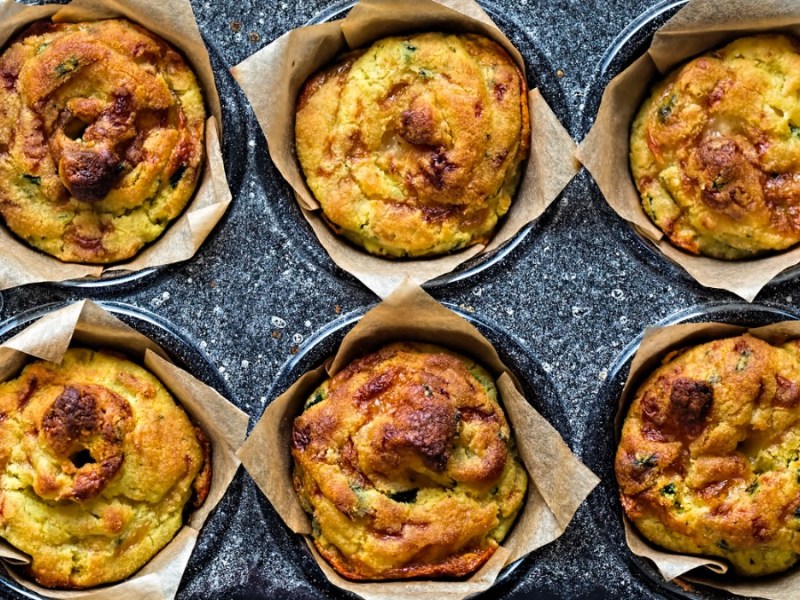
0 348 211 588
616 334 800 576
0 18 205 263
291 342 527 580
295 32 530 258
630 35 800 259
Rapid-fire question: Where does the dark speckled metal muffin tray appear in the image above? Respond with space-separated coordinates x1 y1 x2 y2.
3 0 800 598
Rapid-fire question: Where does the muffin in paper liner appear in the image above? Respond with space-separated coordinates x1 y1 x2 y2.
237 282 598 600
577 0 800 302
0 300 248 600
616 318 800 600
231 0 578 299
0 0 232 290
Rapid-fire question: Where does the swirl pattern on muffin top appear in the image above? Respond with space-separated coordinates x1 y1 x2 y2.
0 348 211 588
0 19 205 263
630 35 800 260
616 334 800 575
295 33 530 258
292 342 527 580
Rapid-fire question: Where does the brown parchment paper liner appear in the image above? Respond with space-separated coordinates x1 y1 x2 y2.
231 0 578 299
0 0 232 291
576 0 800 303
0 300 249 600
617 319 800 599
238 282 598 600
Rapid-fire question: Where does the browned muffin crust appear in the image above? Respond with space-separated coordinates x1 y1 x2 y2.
0 348 210 589
295 33 530 258
292 342 527 580
630 35 800 259
616 334 800 575
0 18 206 263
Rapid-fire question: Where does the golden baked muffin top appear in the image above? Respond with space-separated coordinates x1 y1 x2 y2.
0 348 211 589
630 35 800 259
291 342 527 580
0 18 206 264
295 32 530 258
616 334 800 576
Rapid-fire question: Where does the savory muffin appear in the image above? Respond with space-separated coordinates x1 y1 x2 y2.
295 32 530 258
291 342 527 580
0 348 211 588
616 334 800 575
0 18 206 263
630 35 800 259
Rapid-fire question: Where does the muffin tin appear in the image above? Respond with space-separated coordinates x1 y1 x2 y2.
3 0 800 598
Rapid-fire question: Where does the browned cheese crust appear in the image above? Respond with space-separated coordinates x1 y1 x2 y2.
0 19 206 263
0 348 210 588
630 35 800 259
291 342 528 580
295 33 530 258
616 334 800 575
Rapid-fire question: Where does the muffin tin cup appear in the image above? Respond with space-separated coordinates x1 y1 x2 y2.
584 301 800 600
238 283 597 600
53 34 252 292
232 0 578 299
583 0 800 295
288 0 571 293
577 0 800 302
0 0 235 293
0 301 248 600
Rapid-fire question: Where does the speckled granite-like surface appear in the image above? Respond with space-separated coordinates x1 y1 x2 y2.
1 0 797 598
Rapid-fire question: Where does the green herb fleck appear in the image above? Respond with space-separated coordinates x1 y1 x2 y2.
658 94 677 123
491 486 499 495
389 489 418 504
404 43 417 52
418 68 433 80
634 454 658 469
22 174 41 185
55 56 79 77
794 507 800 519
717 539 731 551
169 165 187 188
304 389 325 410
791 122 800 138
745 480 759 494
712 175 726 191
660 483 676 496
736 349 752 372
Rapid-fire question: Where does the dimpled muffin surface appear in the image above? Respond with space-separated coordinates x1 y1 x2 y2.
0 348 211 588
291 342 527 580
630 35 800 259
295 32 530 257
0 18 205 263
616 334 800 576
